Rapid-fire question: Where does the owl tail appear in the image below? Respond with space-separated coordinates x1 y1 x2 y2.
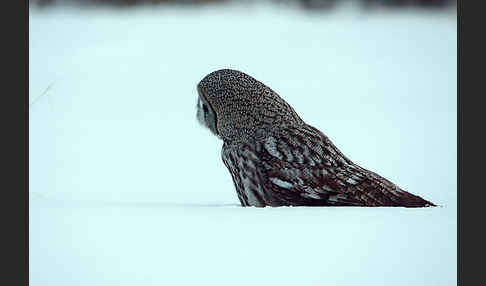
334 165 436 208
355 175 436 208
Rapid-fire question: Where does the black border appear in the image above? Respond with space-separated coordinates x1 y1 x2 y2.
457 1 462 286
11 0 29 284
24 0 29 284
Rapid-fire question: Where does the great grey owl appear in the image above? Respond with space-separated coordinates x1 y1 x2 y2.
196 69 435 208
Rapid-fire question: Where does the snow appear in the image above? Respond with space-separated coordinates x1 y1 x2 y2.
29 3 456 286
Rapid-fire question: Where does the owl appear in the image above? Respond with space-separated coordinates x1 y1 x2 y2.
196 69 435 207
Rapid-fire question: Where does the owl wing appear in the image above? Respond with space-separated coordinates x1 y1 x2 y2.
222 140 279 207
256 124 434 207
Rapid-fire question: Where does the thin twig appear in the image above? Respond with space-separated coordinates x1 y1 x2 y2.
29 81 55 109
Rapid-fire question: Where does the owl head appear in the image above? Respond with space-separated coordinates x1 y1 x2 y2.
196 69 303 142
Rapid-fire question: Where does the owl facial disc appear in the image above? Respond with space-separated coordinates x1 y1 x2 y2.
196 85 218 136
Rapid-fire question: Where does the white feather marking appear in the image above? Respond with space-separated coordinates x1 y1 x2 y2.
351 173 363 180
270 177 294 189
301 192 321 199
326 146 337 155
301 188 322 199
321 185 334 192
389 185 404 196
264 137 283 160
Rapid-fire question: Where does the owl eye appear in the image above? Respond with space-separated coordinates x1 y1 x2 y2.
203 103 209 114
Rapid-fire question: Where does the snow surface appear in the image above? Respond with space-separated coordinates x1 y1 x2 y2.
29 3 456 286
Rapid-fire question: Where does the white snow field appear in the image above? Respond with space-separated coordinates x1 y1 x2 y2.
29 3 456 286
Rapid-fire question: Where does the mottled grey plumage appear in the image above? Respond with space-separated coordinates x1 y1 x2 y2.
196 69 435 207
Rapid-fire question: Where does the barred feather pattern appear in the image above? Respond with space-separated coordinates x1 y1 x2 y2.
222 123 434 207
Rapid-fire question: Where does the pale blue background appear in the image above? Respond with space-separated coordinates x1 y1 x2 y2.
29 2 456 285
